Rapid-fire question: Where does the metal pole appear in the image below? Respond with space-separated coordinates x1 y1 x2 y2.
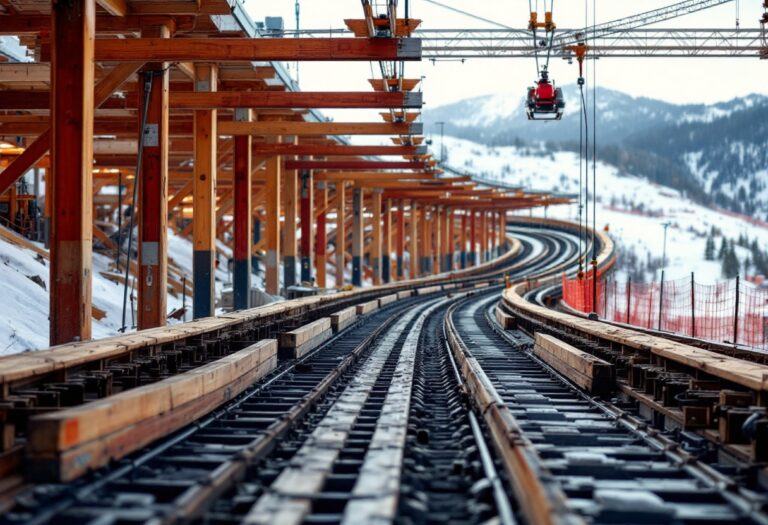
734 275 740 345
690 271 696 338
658 269 665 331
661 221 670 269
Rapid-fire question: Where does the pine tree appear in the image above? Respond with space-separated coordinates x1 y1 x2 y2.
722 246 740 279
704 236 715 261
718 237 728 260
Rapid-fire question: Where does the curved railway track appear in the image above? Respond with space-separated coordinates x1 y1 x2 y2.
5 219 767 525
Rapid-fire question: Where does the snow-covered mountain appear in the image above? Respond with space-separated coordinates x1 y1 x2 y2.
441 136 768 286
424 87 768 218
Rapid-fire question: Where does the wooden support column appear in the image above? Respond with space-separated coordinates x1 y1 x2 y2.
233 108 252 310
409 201 418 278
490 211 497 260
192 64 217 319
335 182 346 287
480 211 488 263
299 168 314 283
315 181 327 288
433 206 442 274
371 189 382 285
352 187 363 287
420 206 431 275
396 199 405 280
446 208 454 271
284 160 298 288
265 148 281 295
137 25 170 329
500 211 507 253
469 211 477 266
382 198 392 284
50 0 95 345
460 212 467 269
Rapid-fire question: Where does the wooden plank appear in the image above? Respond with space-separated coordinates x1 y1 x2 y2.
378 293 398 308
330 306 357 333
286 160 428 171
250 144 427 156
170 91 421 110
495 306 516 330
278 318 332 360
219 121 422 136
28 340 278 482
533 333 614 396
396 290 412 300
356 299 379 316
93 37 421 62
415 285 441 296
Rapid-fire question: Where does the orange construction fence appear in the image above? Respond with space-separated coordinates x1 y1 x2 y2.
562 273 768 351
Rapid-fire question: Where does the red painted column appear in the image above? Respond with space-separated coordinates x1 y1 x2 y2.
50 0 95 345
137 25 170 329
299 168 314 283
232 108 252 310
469 211 477 266
460 212 468 269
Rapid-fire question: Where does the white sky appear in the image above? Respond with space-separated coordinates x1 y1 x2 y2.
247 0 768 122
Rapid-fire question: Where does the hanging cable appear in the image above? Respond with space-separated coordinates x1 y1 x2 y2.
120 71 154 332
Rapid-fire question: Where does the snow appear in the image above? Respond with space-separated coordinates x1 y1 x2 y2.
441 136 768 284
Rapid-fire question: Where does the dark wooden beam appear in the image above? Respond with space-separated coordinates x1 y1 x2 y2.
170 91 422 110
285 160 429 171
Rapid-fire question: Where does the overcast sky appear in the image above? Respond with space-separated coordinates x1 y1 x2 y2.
247 1 767 123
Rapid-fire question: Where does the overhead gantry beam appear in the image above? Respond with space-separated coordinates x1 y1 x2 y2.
250 144 428 156
220 121 424 136
91 37 421 61
286 160 430 171
170 91 422 110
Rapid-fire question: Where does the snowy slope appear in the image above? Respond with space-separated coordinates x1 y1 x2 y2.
442 136 768 284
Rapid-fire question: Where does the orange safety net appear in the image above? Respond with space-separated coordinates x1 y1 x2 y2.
561 273 768 351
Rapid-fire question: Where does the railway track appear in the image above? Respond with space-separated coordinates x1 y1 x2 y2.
0 222 583 523
9 218 765 525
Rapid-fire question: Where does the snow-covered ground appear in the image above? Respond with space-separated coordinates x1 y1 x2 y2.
441 136 768 283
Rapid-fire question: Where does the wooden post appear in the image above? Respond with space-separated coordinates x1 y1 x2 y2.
396 199 404 280
490 211 497 258
371 189 382 285
383 198 392 284
460 212 467 269
264 144 281 296
192 64 217 319
315 181 327 288
469 211 477 266
409 201 418 278
444 207 452 271
49 0 95 344
421 205 431 275
335 182 346 287
284 159 298 288
233 108 252 310
352 187 363 286
137 26 170 328
480 211 488 263
299 168 314 283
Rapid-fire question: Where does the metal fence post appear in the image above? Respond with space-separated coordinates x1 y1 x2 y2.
658 270 665 331
626 278 631 324
734 275 740 345
690 272 696 338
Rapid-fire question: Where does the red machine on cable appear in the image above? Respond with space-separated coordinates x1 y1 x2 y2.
526 70 565 120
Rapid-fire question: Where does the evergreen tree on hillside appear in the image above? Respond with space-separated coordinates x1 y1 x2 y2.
704 236 716 261
722 246 740 279
718 237 728 259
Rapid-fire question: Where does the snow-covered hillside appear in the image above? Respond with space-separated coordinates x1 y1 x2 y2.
442 136 768 284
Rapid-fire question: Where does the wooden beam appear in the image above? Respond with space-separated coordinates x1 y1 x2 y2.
219 121 423 136
0 62 141 196
396 199 405 280
383 198 392 283
92 37 421 61
49 0 95 345
460 212 467 269
470 211 477 266
170 91 421 110
286 160 429 171
371 190 382 285
315 172 435 182
96 0 128 16
192 64 217 319
137 27 170 329
0 63 50 82
233 108 252 310
284 154 298 289
409 202 418 278
250 143 427 156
